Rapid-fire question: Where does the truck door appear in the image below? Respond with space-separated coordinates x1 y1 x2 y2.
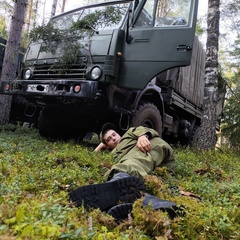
119 0 199 89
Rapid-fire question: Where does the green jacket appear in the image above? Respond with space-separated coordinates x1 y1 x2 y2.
105 126 174 180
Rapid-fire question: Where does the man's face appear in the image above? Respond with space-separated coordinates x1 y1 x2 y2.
103 129 121 149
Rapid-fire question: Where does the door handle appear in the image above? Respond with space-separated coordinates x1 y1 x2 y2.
177 45 192 52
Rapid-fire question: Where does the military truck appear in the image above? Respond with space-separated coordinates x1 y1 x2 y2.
0 0 204 145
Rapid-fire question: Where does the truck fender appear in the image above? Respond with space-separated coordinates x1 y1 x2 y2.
129 79 165 136
131 79 164 119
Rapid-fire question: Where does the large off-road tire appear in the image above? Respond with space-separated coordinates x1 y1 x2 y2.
130 102 163 136
38 108 63 140
38 108 88 141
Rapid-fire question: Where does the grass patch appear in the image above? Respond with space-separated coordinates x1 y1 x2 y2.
0 126 239 239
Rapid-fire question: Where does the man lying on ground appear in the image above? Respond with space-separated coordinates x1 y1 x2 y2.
94 123 174 180
69 123 179 221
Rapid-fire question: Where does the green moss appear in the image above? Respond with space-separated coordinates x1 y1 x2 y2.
0 126 239 239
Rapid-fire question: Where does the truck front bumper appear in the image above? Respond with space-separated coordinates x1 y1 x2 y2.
0 79 98 99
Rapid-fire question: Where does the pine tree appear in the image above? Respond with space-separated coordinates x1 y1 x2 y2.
0 0 28 125
51 0 58 17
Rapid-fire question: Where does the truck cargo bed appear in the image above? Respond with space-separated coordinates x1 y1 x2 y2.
156 36 205 109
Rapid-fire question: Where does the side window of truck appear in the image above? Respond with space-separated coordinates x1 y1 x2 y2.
135 0 154 27
154 0 191 27
135 0 191 28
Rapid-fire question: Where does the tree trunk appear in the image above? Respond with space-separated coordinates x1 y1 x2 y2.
51 0 58 17
61 0 67 13
25 0 33 37
0 0 28 125
196 0 220 149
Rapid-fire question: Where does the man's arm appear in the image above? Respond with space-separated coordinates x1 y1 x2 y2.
128 126 160 154
129 126 159 139
94 142 109 152
111 126 159 159
136 134 151 153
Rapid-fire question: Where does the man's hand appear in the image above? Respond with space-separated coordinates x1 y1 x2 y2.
137 135 151 153
94 142 109 152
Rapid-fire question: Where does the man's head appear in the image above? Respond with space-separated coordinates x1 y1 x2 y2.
100 123 121 149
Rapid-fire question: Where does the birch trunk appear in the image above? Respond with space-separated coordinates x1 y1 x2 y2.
196 0 220 149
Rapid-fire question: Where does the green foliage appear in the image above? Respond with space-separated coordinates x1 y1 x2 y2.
28 5 124 68
0 16 8 39
0 126 239 239
29 23 84 66
221 71 240 148
72 6 122 30
195 19 206 38
220 1 240 148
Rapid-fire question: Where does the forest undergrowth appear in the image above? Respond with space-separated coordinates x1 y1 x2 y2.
0 125 239 240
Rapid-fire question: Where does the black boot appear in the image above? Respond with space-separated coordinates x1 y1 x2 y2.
107 193 184 221
69 174 145 211
107 203 133 222
142 193 184 219
107 172 131 182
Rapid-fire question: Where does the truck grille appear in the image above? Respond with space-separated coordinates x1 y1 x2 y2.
32 64 87 80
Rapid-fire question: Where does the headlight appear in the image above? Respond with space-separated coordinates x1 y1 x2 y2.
24 69 32 80
90 66 102 80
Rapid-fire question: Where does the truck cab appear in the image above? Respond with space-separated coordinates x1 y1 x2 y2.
0 0 202 144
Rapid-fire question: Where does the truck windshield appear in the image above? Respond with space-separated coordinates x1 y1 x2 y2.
51 2 131 31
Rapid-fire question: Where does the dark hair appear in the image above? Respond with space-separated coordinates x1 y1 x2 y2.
100 123 116 142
